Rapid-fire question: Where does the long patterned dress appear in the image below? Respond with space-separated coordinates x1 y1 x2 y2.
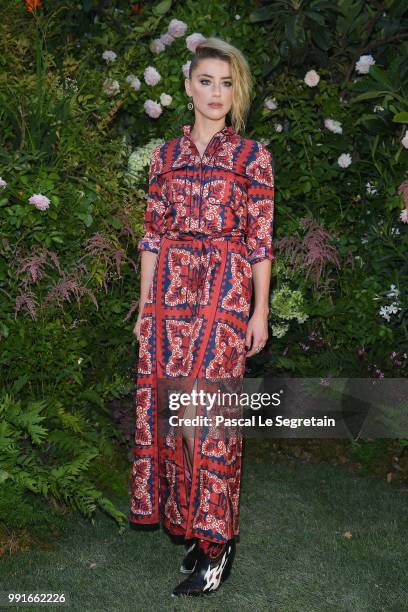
129 123 275 544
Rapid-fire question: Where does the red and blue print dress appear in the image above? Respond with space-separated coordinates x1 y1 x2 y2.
129 123 275 544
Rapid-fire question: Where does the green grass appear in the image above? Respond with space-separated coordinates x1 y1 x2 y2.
1 451 407 612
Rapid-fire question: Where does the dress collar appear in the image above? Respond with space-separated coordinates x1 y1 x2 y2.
182 123 236 143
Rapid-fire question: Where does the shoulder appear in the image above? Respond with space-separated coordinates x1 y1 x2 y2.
240 137 273 160
238 138 274 183
149 136 181 174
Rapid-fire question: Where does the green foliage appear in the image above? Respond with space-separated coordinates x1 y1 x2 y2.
0 392 127 530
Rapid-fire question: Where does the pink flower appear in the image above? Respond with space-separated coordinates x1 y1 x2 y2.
182 60 191 78
398 180 408 207
186 33 206 53
28 194 50 211
144 66 161 86
168 18 187 38
144 99 162 118
150 38 166 54
400 209 408 223
264 97 278 110
304 69 320 87
160 33 175 46
324 118 343 134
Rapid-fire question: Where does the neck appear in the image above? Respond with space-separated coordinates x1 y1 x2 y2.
190 118 226 144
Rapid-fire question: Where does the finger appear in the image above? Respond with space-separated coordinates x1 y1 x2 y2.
245 328 253 350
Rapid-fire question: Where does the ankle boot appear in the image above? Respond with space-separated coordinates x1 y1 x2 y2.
172 538 236 597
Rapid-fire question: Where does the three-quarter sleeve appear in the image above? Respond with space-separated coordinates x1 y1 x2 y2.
245 142 275 265
137 145 166 254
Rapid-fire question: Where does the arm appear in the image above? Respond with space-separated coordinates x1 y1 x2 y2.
244 142 275 357
133 146 166 339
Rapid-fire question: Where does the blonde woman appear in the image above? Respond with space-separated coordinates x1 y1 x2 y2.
130 37 275 597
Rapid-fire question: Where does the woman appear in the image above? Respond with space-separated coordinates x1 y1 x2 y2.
130 37 274 597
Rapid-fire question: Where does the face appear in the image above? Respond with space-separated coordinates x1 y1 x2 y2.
185 58 233 123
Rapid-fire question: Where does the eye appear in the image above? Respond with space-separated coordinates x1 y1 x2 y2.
223 82 232 87
199 79 210 85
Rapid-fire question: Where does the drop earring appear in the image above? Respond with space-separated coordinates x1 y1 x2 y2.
187 97 194 110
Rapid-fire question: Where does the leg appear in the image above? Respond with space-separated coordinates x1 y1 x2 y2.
182 378 198 475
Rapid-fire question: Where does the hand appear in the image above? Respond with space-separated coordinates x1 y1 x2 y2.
133 311 143 342
245 309 269 358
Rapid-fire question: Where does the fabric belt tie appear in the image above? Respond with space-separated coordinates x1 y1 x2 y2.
164 232 245 317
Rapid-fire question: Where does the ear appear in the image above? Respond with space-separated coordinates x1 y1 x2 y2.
184 78 191 97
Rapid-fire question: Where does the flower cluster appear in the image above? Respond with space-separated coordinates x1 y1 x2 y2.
126 139 164 185
378 284 402 322
0 179 51 212
150 19 187 54
99 19 209 118
270 285 308 338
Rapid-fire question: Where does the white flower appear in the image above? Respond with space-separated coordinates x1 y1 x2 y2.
400 209 408 223
386 284 399 298
355 54 375 74
126 74 141 91
103 78 120 96
304 70 320 87
235 14 241 20
373 104 384 113
324 118 343 134
390 226 400 236
160 93 172 107
402 130 408 149
379 306 391 321
366 181 378 195
0 177 7 189
388 302 401 315
102 50 117 63
337 153 352 168
275 124 283 133
264 97 278 110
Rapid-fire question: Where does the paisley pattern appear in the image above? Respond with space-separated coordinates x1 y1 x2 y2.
129 123 275 543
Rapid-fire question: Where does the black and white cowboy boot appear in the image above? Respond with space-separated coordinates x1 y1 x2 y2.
180 538 199 574
172 538 236 597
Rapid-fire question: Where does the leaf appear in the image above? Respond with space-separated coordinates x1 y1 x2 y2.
369 66 394 90
392 112 408 124
352 91 389 101
152 0 172 16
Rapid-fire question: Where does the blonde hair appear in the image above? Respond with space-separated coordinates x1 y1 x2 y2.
188 37 253 135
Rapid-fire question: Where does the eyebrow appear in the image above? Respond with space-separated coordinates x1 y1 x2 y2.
197 73 232 79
